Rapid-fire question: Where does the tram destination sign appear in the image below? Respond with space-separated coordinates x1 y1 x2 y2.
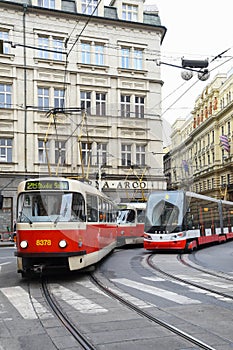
25 180 69 191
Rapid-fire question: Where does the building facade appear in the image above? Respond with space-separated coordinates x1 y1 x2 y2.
0 0 167 231
168 71 233 201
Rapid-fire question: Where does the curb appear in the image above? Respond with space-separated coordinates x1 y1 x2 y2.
0 242 15 247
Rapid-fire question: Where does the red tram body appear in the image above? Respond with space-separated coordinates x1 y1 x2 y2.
15 177 118 277
117 202 146 246
144 190 233 252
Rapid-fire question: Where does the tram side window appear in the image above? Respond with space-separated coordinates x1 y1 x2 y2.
126 209 135 223
87 194 98 222
189 197 220 233
187 197 200 230
105 202 111 222
222 204 233 231
137 209 145 223
99 199 107 222
109 203 117 223
71 193 85 221
201 200 219 233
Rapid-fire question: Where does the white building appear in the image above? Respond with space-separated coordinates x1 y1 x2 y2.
0 0 167 230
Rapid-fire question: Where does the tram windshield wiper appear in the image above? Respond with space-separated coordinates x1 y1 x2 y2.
19 211 33 225
53 215 61 225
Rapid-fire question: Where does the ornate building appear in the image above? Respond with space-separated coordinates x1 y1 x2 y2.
0 0 167 231
168 71 233 201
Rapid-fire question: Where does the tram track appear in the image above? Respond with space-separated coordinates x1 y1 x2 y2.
147 253 233 301
28 270 218 350
178 253 233 282
90 270 216 350
36 277 96 350
24 250 233 350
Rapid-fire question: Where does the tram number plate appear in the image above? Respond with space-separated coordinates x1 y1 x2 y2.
36 239 52 246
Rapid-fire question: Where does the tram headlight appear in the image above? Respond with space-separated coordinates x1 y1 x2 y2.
59 240 67 248
177 232 186 237
20 240 28 249
143 234 152 240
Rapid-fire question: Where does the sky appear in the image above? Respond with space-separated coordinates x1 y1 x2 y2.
145 0 233 144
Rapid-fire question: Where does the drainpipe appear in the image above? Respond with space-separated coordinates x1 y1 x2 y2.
23 4 27 178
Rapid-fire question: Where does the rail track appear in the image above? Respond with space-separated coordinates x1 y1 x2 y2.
26 270 217 350
146 253 233 300
90 271 216 350
25 250 233 350
41 277 96 350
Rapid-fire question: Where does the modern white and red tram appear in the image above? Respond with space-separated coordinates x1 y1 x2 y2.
144 190 233 252
15 177 118 277
117 202 146 246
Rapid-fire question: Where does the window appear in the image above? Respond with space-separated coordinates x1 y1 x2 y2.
38 140 49 163
122 3 138 21
121 95 130 117
135 96 144 118
134 49 142 70
0 84 11 108
212 130 214 143
121 144 131 166
222 149 226 162
0 139 12 162
55 140 66 165
38 87 49 110
53 38 63 60
38 36 49 59
81 142 92 166
81 0 98 15
95 44 104 65
96 93 106 116
81 91 91 113
136 145 145 166
121 48 130 68
212 151 215 163
54 89 65 108
38 0 55 8
81 43 91 64
37 35 64 61
0 30 9 54
221 175 225 186
97 143 107 166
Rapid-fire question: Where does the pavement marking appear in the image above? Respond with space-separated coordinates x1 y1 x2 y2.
176 275 233 290
76 278 110 297
112 278 201 304
0 262 11 272
50 284 108 314
0 286 53 320
142 276 166 282
109 285 154 308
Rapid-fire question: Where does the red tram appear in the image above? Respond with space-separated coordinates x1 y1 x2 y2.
144 190 233 252
117 202 146 246
15 177 118 277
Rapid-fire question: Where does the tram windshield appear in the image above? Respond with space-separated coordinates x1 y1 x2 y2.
117 209 136 224
17 192 85 223
145 191 184 233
